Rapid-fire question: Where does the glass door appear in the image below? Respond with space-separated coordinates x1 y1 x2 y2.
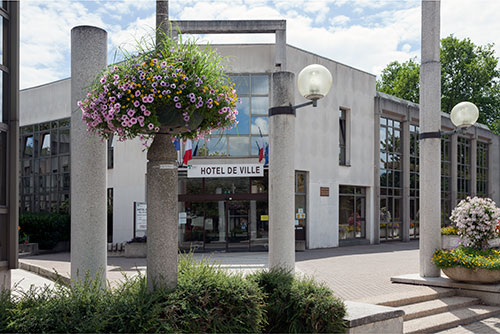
203 201 226 251
226 200 250 251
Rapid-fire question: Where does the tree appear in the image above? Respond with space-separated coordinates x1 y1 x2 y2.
377 35 500 134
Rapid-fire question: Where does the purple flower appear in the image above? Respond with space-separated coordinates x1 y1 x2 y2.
148 123 154 130
170 83 176 89
174 96 179 102
141 105 147 111
133 101 140 108
135 90 141 97
176 102 182 109
184 115 190 121
144 110 151 116
127 109 135 117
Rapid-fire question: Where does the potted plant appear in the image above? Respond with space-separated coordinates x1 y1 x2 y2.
77 32 239 145
441 225 460 249
433 196 500 283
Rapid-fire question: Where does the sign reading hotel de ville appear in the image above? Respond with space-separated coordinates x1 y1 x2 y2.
187 164 264 178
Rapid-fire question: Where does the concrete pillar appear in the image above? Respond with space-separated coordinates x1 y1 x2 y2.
373 96 381 244
450 134 458 207
216 188 226 243
470 135 477 197
269 71 295 272
250 200 257 240
275 29 286 71
0 268 10 290
402 118 410 242
419 0 441 277
70 26 108 284
146 131 178 290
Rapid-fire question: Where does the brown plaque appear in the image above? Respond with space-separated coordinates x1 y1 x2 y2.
320 187 329 197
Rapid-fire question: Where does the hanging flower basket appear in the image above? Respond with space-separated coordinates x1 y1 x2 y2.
78 31 239 145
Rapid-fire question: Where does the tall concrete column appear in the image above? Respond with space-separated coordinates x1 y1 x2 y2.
216 188 226 243
146 1 178 291
373 96 381 244
419 0 441 277
450 134 458 207
269 71 295 272
470 136 477 197
146 131 178 290
70 26 108 284
402 118 410 242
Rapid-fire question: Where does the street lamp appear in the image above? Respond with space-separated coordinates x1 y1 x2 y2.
450 101 479 129
268 64 332 272
419 101 479 139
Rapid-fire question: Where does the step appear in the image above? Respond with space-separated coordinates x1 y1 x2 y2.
404 305 500 334
358 287 456 307
401 296 480 321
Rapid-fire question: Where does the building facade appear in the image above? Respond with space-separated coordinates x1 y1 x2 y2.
1 0 19 289
18 42 500 251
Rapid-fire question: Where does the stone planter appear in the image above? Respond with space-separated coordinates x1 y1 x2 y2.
441 235 461 249
442 266 500 284
124 242 147 258
441 235 500 249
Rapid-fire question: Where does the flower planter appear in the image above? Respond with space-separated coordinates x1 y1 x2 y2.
442 266 500 284
124 242 147 258
157 108 204 134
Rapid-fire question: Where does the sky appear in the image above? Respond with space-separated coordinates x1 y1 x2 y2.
20 0 500 89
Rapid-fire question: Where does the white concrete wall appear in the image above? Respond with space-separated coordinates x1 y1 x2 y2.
20 79 71 126
107 138 147 243
287 46 376 249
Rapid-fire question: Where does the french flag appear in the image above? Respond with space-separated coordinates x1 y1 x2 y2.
183 139 193 165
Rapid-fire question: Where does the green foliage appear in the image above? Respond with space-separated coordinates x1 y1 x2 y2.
376 57 420 103
249 268 347 333
0 257 347 333
19 212 70 249
433 246 500 270
441 226 458 235
377 35 500 134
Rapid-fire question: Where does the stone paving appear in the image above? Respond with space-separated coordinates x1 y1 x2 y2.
17 240 431 302
436 317 500 333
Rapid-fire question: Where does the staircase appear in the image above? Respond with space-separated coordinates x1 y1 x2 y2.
375 289 500 333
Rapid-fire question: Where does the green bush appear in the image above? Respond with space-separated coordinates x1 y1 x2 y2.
19 212 70 249
0 257 346 333
249 268 347 333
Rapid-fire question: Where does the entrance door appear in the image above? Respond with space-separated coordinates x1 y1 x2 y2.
226 200 250 251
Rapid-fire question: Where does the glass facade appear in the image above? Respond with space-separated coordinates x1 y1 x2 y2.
193 74 269 157
178 171 269 251
19 118 71 213
457 137 471 201
339 186 366 240
441 135 452 225
379 117 402 240
477 141 488 197
409 124 419 239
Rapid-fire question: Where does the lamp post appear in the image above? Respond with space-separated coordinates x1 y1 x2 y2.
268 65 332 271
419 100 479 277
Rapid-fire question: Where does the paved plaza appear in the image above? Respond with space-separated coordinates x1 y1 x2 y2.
16 241 428 301
12 241 500 333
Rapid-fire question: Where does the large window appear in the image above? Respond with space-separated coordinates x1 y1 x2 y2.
339 186 366 240
193 74 269 157
379 117 402 241
457 137 471 201
441 135 452 225
409 124 419 239
477 141 488 197
339 108 348 165
20 118 71 213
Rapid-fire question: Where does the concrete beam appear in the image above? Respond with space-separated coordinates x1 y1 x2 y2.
172 20 286 34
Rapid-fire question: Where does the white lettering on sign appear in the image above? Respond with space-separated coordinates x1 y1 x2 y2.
187 164 264 178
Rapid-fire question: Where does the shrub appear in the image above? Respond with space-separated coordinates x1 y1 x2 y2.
19 212 70 249
249 268 347 333
441 226 458 235
451 196 500 249
433 246 500 270
0 255 265 333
